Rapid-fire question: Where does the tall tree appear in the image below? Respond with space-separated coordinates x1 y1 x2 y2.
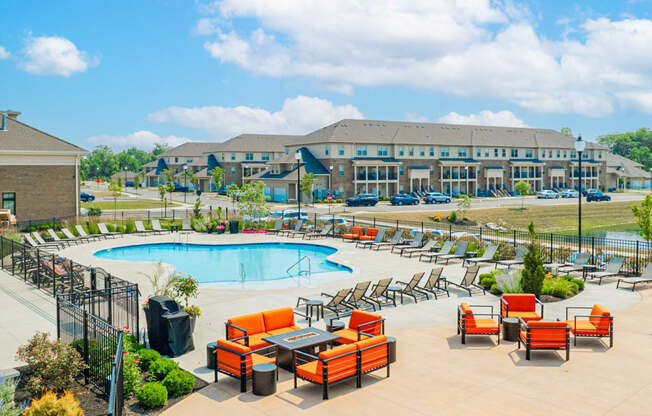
560 127 573 136
632 194 652 241
514 181 531 210
521 222 546 296
208 167 224 192
598 128 652 171
152 143 170 156
237 181 270 224
300 173 317 203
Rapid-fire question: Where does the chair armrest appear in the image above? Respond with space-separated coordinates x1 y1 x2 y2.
357 318 385 332
294 349 320 362
322 348 358 362
293 310 312 327
251 345 277 357
468 304 494 314
471 313 501 319
225 323 248 340
535 298 544 318
395 281 409 286
321 292 334 299
565 306 592 320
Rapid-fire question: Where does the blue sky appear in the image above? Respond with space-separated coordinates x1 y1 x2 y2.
2 0 652 150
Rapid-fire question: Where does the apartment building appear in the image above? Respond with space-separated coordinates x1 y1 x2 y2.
0 111 87 222
605 153 651 190
145 142 213 187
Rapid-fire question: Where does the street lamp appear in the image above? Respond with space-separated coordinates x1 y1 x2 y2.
123 167 127 189
295 150 302 218
574 135 585 250
329 165 334 214
183 164 188 204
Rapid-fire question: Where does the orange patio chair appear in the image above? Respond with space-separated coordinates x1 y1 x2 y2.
457 302 500 345
332 310 385 344
565 304 613 347
214 338 277 392
358 228 379 241
342 226 365 241
518 320 570 361
294 343 358 400
500 294 543 323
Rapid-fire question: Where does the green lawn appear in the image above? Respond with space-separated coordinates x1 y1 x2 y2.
82 200 181 210
342 201 640 233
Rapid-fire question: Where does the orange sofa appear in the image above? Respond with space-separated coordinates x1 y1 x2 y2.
342 226 365 241
500 294 543 323
294 335 390 399
225 307 310 350
457 302 500 344
358 228 379 241
214 338 276 392
518 320 570 360
565 304 613 347
332 310 385 344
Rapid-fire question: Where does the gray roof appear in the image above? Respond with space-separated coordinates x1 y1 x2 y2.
0 116 87 154
301 119 606 150
605 152 644 168
605 152 650 178
159 142 216 157
203 134 302 154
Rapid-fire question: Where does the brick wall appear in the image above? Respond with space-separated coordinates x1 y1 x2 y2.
0 165 77 222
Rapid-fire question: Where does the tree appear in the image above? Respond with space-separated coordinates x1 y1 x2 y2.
514 181 531 210
208 166 224 193
226 184 240 209
598 128 652 171
237 181 270 226
560 127 573 136
158 169 175 217
117 177 123 188
108 180 123 220
632 194 652 241
133 174 140 189
300 173 317 204
521 222 546 296
456 194 471 219
152 143 170 156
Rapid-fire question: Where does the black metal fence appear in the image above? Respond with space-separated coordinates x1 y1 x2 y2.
107 332 124 416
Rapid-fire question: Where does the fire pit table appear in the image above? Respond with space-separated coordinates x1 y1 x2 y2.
263 327 339 372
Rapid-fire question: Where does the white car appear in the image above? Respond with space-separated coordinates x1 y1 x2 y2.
318 216 348 226
537 190 559 199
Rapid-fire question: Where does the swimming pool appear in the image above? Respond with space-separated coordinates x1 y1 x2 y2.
94 242 351 283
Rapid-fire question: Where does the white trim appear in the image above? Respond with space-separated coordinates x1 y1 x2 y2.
0 149 87 156
75 156 80 217
0 154 79 166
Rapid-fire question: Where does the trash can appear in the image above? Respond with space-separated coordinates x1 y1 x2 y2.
206 342 217 369
229 220 239 234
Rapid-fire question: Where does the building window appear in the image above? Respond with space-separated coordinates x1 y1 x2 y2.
598 152 602 159
409 147 414 156
557 150 561 158
525 149 533 158
399 146 404 156
429 147 435 157
476 149 482 158
378 145 388 156
571 151 576 159
262 153 270 161
511 149 518 158
563 150 567 158
458 148 467 157
494 148 499 157
441 148 450 157
231 153 236 161
502 149 506 157
339 145 344 156
175 157 179 163
356 145 367 156
245 153 254 161
231 167 236 175
325 145 329 156
285 148 289 154
338 165 344 176
2 192 15 215
540 150 545 159
221 153 224 161
419 147 425 156
485 149 489 157
399 165 404 175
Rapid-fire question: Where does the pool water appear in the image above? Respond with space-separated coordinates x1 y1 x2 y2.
94 242 351 283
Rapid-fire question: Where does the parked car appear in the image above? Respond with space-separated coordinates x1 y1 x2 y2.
345 194 379 207
581 188 599 197
587 191 611 202
423 192 451 204
282 209 309 221
318 216 349 226
537 190 559 199
80 192 95 202
390 193 419 206
560 189 579 198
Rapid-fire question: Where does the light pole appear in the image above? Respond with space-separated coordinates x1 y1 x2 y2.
124 167 127 188
183 164 188 204
329 165 334 214
464 166 469 195
295 150 302 218
575 135 585 251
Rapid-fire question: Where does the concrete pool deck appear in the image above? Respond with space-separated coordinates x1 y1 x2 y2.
55 232 642 386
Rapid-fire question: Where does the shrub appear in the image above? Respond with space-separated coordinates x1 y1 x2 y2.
23 391 83 416
447 211 457 223
17 332 86 395
315 199 322 204
497 271 522 293
149 358 179 381
520 222 545 296
541 275 583 298
561 274 585 291
463 216 470 222
0 379 21 416
87 206 102 216
87 222 100 234
336 198 343 203
106 223 116 232
162 370 195 397
495 243 515 260
137 382 168 408
191 218 207 232
138 349 161 371
490 283 500 295
125 219 136 233
432 213 442 222
116 225 125 233
123 352 141 398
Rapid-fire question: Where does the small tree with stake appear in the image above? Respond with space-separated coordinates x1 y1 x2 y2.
300 173 317 204
632 193 652 241
515 181 531 210
108 180 123 221
456 194 471 220
208 166 224 193
521 222 546 297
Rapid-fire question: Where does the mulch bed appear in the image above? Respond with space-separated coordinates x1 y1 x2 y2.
13 367 208 416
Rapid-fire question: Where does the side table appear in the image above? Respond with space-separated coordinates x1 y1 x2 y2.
305 300 323 321
252 363 277 396
326 320 345 333
502 318 520 342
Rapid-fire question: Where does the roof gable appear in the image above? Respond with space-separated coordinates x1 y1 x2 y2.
0 117 87 154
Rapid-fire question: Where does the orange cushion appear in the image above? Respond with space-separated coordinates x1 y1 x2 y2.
506 311 542 322
262 307 295 331
296 344 357 384
520 321 568 348
520 331 567 349
267 326 302 336
366 228 379 237
359 235 374 241
589 304 611 332
502 294 536 312
355 335 388 372
349 310 382 335
233 332 272 350
217 339 251 377
333 328 361 344
342 234 359 240
227 313 266 338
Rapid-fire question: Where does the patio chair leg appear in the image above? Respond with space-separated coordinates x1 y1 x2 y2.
323 383 329 400
214 369 218 383
574 334 577 346
566 346 570 361
386 364 390 378
526 348 530 361
240 376 246 392
461 332 465 344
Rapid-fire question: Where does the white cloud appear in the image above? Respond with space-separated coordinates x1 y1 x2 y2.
438 110 528 127
194 17 222 35
0 46 10 60
20 36 98 76
405 113 429 123
86 131 192 151
147 95 363 139
198 2 652 116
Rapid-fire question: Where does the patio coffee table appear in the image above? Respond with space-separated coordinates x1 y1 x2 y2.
263 327 339 372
